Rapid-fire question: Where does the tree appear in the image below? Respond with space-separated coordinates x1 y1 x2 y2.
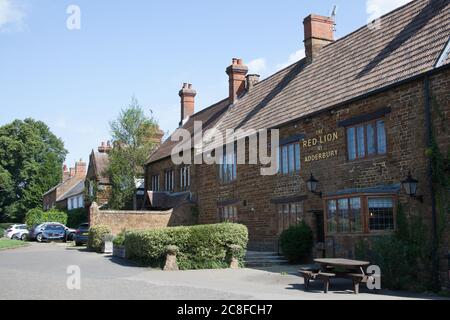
107 97 160 210
0 119 67 222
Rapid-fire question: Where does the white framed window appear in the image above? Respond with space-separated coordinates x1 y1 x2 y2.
151 175 160 191
180 166 191 190
278 202 303 232
279 142 301 174
346 119 387 161
218 206 238 223
89 181 94 197
164 170 174 191
219 149 237 183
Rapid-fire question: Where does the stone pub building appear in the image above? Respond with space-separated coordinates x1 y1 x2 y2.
145 0 450 283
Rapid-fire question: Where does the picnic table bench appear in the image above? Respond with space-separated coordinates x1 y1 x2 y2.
298 258 371 294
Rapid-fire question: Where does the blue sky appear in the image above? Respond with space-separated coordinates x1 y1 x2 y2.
0 0 411 166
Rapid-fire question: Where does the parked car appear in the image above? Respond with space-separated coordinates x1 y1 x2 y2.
65 227 77 241
29 223 69 242
4 224 28 239
74 223 90 246
12 229 29 241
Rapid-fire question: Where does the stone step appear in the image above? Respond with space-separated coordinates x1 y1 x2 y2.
244 251 289 267
245 255 285 261
245 259 290 268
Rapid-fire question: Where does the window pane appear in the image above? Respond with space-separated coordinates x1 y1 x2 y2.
369 198 394 231
276 147 281 173
350 197 362 232
347 127 356 160
377 120 387 154
288 144 295 173
338 198 350 233
367 124 375 155
327 200 337 233
295 143 301 171
282 146 288 174
357 126 365 158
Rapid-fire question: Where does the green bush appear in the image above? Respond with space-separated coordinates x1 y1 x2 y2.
113 230 127 247
125 223 248 270
88 225 112 253
355 204 432 291
0 223 14 230
279 222 314 263
67 208 88 228
25 208 67 227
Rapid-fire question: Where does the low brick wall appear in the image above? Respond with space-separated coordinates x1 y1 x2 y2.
89 202 196 234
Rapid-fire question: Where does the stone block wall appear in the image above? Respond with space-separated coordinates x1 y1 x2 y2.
89 202 197 235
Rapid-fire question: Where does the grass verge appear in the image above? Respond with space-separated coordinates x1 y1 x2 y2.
0 238 28 251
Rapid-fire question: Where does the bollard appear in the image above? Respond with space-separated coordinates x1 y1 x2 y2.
164 245 180 271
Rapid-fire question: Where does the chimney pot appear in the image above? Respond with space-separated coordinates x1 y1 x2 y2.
179 83 197 126
226 58 249 104
246 74 260 92
75 159 87 177
303 14 335 63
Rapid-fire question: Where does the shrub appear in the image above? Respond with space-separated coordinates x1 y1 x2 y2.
67 208 88 228
113 230 127 247
279 222 314 263
125 223 248 270
25 208 67 227
355 204 432 291
88 225 112 253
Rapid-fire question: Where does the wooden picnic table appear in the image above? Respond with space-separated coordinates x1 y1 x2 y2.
314 258 370 272
298 258 372 294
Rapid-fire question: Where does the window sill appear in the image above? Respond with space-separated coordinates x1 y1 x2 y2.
327 230 395 236
218 180 237 186
345 154 387 164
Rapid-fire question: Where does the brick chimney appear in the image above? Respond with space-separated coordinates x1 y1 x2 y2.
179 83 196 126
303 14 335 63
98 141 112 153
226 58 248 104
62 164 70 182
75 159 87 177
246 74 260 92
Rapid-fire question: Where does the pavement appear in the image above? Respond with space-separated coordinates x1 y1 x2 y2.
0 242 445 300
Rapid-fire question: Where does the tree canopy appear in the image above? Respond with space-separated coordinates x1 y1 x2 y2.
107 97 160 210
0 119 67 222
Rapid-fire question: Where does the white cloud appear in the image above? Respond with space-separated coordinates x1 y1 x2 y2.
366 0 412 20
0 0 27 32
247 58 267 75
276 49 305 71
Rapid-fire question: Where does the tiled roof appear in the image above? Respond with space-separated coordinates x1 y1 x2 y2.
146 191 192 209
205 0 450 149
147 98 229 163
57 180 85 201
92 151 110 184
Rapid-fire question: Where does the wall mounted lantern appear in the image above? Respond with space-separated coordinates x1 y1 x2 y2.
401 171 423 203
306 173 322 198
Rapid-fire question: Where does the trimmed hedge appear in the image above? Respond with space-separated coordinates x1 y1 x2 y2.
25 208 68 228
125 223 248 270
279 222 314 263
67 208 88 228
88 225 112 253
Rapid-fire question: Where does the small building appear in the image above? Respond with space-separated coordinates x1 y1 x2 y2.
43 160 86 211
85 142 112 209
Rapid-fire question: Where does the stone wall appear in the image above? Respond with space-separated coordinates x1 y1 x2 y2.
89 202 197 235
